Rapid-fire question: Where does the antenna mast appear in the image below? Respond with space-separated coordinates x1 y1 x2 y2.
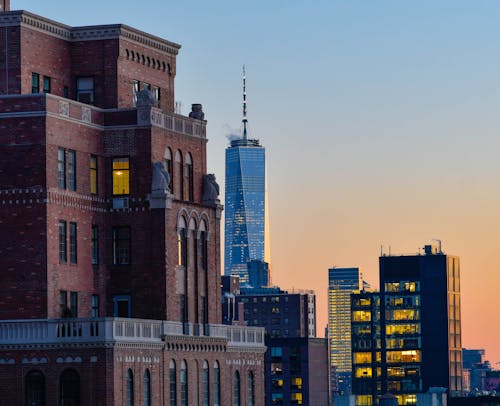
242 65 248 140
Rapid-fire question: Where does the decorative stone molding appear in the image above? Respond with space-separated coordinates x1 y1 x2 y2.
81 106 91 123
59 100 69 117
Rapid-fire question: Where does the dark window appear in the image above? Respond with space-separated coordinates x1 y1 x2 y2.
69 222 77 264
185 153 194 201
76 77 94 104
234 371 241 406
112 157 130 195
164 148 173 191
143 369 151 406
202 362 209 406
200 230 208 270
175 151 183 199
180 294 188 334
43 76 51 94
25 370 45 406
63 86 69 98
152 86 160 107
59 291 68 317
213 362 220 406
248 372 255 406
126 369 134 406
91 294 99 318
31 73 40 93
67 150 76 191
91 225 99 265
58 148 66 189
59 369 80 406
113 227 131 265
180 361 188 406
70 292 78 318
113 296 131 318
169 361 177 406
90 155 98 194
59 220 67 263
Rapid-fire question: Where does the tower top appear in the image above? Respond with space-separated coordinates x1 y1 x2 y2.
242 65 248 140
0 1 10 12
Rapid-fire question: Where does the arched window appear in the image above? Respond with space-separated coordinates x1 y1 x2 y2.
164 148 173 191
248 371 255 406
177 216 187 267
202 361 209 406
169 360 177 406
25 370 45 406
234 371 241 406
213 361 220 406
143 369 151 406
126 369 134 406
180 360 188 406
175 150 183 200
59 369 80 406
184 153 194 201
199 219 209 329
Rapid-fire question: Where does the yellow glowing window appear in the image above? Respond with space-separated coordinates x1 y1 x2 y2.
112 158 130 195
291 393 302 401
387 367 405 377
355 395 373 406
386 350 421 363
386 323 420 335
355 367 372 378
387 309 419 321
353 310 371 322
354 352 372 364
293 377 302 386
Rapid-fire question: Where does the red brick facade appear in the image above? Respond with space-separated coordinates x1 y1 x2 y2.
0 8 264 405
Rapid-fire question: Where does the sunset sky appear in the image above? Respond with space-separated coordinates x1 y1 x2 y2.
18 0 500 366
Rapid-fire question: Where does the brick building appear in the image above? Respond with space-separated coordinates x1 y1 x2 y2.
0 3 265 405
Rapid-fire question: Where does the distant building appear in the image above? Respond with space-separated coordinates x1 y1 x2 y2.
248 259 270 288
328 267 365 395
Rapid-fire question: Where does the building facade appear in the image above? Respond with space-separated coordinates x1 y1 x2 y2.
0 5 265 405
328 267 364 395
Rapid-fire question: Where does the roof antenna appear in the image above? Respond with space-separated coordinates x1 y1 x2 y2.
242 65 248 140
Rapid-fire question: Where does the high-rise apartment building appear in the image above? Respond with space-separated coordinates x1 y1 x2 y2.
328 267 364 395
0 5 265 404
224 69 267 284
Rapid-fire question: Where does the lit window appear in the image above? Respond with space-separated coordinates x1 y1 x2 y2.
31 73 40 93
43 76 51 93
90 155 98 194
69 222 77 264
177 228 187 267
112 157 130 195
113 227 131 265
352 310 371 322
353 352 372 364
77 77 94 104
355 367 372 378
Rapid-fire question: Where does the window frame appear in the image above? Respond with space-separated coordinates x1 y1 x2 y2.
76 76 94 104
112 157 130 196
70 291 78 318
31 73 40 93
43 76 51 94
112 226 131 265
91 225 99 265
69 222 77 264
91 294 99 318
90 155 98 194
58 148 66 189
59 220 67 263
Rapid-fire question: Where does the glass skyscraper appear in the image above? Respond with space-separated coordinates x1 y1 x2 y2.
224 137 266 284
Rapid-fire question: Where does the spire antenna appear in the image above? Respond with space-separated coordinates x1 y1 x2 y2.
242 65 248 140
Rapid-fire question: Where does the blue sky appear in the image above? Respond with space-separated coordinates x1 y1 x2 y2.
17 0 500 364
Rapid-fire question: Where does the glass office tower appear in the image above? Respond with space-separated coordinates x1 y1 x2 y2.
224 137 266 284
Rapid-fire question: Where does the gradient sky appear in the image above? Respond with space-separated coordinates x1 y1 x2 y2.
17 0 500 366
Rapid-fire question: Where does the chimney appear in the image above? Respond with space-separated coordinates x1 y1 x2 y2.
0 1 10 12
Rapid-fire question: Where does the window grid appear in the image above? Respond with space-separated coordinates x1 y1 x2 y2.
69 222 77 264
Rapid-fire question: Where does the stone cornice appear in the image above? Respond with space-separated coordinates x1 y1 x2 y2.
0 10 180 56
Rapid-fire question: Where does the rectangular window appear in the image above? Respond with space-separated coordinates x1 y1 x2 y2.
69 222 77 264
59 290 68 317
43 76 51 93
77 77 94 104
70 291 78 318
59 220 67 263
31 73 40 93
133 80 140 106
67 150 76 191
91 225 99 265
91 294 99 318
63 86 69 98
58 148 66 189
113 295 131 317
152 86 160 106
90 155 98 194
113 226 131 265
112 157 130 195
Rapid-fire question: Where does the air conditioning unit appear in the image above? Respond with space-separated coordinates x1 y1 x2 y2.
112 197 129 210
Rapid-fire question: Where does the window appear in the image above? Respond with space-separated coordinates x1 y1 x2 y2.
180 361 188 406
91 225 99 265
69 222 77 264
90 155 98 194
58 148 66 189
59 220 67 263
175 150 183 199
177 227 187 267
43 76 51 94
132 80 140 106
25 370 45 406
164 148 173 191
91 294 99 318
113 295 131 318
112 157 130 195
169 360 177 406
355 367 372 378
70 292 78 318
143 369 151 406
213 361 220 406
248 372 255 406
59 291 68 318
113 227 131 265
31 73 40 93
63 86 69 98
77 77 94 104
271 347 283 358
152 86 160 106
199 227 208 270
60 369 80 406
126 369 134 406
354 352 372 364
185 153 194 201
234 371 241 406
202 361 209 406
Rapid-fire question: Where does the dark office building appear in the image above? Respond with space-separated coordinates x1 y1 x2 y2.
267 337 329 405
248 259 271 288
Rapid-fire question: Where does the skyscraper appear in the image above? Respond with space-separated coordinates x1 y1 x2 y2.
328 267 365 395
224 67 267 284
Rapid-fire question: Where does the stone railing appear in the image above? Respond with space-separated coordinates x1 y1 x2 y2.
0 318 265 348
147 107 206 138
